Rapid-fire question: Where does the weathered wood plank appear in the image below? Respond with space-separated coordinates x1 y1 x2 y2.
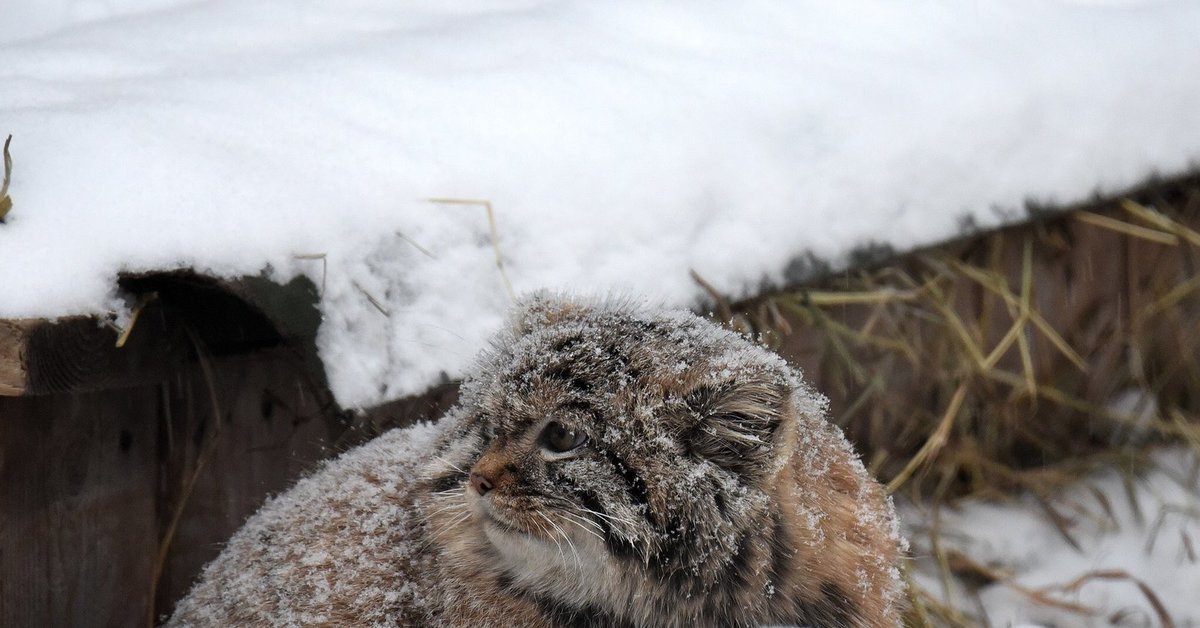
152 350 344 620
0 272 321 398
0 386 158 627
0 347 346 626
0 311 193 398
0 319 34 395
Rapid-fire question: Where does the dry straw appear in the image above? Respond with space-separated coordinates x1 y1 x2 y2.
715 176 1200 626
1 135 13 221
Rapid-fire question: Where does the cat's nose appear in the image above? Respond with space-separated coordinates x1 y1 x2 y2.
469 471 494 495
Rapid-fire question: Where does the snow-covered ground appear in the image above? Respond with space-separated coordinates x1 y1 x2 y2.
2 0 1199 408
906 448 1200 627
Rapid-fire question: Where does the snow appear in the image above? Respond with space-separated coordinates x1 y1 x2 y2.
169 417 451 625
2 1 1200 409
905 448 1200 626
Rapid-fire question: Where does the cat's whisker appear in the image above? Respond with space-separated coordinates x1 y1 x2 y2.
579 507 639 529
424 501 465 516
558 510 604 540
429 509 472 537
422 500 468 521
427 506 472 535
430 512 468 535
559 511 605 540
432 455 467 474
533 514 567 566
539 512 581 571
553 518 584 572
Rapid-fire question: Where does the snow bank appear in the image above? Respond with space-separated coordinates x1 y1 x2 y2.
906 448 1200 626
2 0 1199 406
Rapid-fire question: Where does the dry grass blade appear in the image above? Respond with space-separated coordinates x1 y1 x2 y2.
981 314 1024 370
802 288 918 306
0 134 12 221
1122 199 1200 248
775 295 915 356
1037 569 1175 628
1140 273 1200 320
114 292 159 348
763 298 792 336
1172 409 1200 458
691 269 733 322
924 281 987 368
1075 210 1179 245
887 382 969 494
902 561 977 628
949 258 1088 373
353 280 391 317
396 230 437 259
905 590 975 628
149 328 225 626
927 508 958 607
1015 238 1037 396
428 198 516 302
983 369 1169 435
293 253 328 295
1031 491 1082 552
947 550 1097 616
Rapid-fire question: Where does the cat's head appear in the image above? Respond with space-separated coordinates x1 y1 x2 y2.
423 293 827 619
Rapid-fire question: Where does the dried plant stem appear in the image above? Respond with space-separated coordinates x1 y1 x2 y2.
148 330 224 626
720 183 1200 625
293 253 328 295
428 198 516 302
1075 210 1178 245
0 134 12 221
114 292 159 348
887 382 969 494
1122 199 1200 248
1035 569 1175 628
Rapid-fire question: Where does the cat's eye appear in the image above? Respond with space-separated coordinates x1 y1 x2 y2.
539 421 587 453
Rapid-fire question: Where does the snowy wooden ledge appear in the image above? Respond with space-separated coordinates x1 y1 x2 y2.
729 172 1200 498
0 315 183 397
0 272 315 396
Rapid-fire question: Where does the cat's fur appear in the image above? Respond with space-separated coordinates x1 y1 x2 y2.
169 294 907 627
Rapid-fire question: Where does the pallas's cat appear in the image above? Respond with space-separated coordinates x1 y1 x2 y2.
169 295 906 627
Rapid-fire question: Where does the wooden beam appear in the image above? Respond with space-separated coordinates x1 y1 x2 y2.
1 271 323 398
0 319 36 395
0 314 186 397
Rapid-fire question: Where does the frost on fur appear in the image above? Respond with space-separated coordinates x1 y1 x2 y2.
170 294 906 627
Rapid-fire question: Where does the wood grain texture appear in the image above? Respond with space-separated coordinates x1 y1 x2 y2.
0 271 340 625
0 349 344 627
0 312 190 398
2 270 320 398
0 319 34 395
0 386 158 627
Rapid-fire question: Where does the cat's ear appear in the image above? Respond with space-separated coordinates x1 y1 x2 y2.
685 381 791 477
511 291 587 336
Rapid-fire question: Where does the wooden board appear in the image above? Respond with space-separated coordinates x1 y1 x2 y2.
0 384 158 626
0 348 344 627
0 320 34 395
0 271 321 398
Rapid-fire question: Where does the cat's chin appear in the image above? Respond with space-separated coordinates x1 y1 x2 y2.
479 509 533 540
476 503 606 576
480 512 563 572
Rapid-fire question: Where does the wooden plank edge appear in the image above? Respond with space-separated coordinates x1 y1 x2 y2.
0 319 34 396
